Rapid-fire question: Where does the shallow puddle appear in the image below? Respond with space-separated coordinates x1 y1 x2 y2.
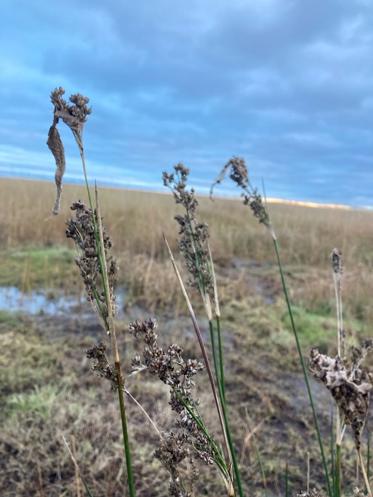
0 286 126 317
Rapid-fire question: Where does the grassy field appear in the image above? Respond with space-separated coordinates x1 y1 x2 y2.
1 177 373 496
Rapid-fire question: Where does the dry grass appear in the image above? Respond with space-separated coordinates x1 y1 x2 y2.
2 177 373 495
2 178 373 269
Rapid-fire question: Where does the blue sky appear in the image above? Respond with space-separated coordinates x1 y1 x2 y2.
1 0 373 206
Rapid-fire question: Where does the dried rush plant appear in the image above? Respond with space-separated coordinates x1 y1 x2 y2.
47 87 136 497
211 157 373 497
47 89 233 497
46 89 372 496
163 164 244 497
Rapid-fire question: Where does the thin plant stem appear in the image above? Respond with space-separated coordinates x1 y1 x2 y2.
245 410 267 497
368 430 371 482
207 243 226 402
272 237 332 497
209 320 221 396
335 443 341 497
358 447 373 497
95 188 136 497
330 407 336 495
61 435 95 497
332 252 345 497
216 315 226 403
164 236 246 497
178 393 230 482
124 388 162 439
163 235 230 459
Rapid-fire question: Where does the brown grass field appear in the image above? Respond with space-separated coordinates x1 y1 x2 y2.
1 177 373 496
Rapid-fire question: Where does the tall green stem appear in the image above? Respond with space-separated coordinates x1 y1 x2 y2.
335 443 341 497
76 142 136 497
216 378 245 497
272 237 332 497
116 365 136 497
209 320 221 393
95 189 136 497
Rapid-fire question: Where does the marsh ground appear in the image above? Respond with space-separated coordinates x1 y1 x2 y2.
1 178 373 496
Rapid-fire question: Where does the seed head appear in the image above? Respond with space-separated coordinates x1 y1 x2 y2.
331 248 343 276
66 201 117 329
211 156 272 230
130 319 219 496
163 164 213 296
47 87 91 214
210 157 249 196
86 342 115 386
309 342 373 449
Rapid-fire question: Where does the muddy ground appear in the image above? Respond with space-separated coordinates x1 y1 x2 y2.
0 260 371 497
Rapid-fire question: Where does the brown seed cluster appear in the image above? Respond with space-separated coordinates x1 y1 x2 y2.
211 156 270 229
50 87 91 146
210 156 249 192
86 342 115 386
309 341 373 449
129 319 217 496
331 248 343 276
66 201 117 329
163 164 213 296
47 88 91 214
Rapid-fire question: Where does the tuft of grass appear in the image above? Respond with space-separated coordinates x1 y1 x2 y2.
5 385 62 418
0 246 76 289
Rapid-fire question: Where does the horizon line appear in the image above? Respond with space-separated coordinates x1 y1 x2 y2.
0 173 365 211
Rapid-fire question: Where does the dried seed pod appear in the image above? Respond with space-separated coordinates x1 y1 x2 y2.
66 201 117 330
86 342 115 386
211 156 271 229
47 87 91 213
331 248 343 276
309 345 373 449
163 164 213 297
129 319 219 496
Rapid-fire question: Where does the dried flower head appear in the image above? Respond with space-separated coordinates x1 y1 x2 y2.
50 87 91 147
309 341 373 448
66 201 117 331
331 248 343 276
210 156 249 193
86 342 115 386
129 318 223 496
211 156 271 230
47 87 91 214
163 164 213 298
243 188 270 227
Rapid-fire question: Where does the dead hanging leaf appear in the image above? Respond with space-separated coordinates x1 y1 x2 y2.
47 122 65 215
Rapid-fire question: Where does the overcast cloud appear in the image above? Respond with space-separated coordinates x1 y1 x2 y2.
1 0 373 205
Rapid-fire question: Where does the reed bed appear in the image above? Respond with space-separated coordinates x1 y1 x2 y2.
2 178 373 270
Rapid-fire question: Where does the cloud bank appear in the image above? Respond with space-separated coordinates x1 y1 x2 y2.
1 0 373 205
